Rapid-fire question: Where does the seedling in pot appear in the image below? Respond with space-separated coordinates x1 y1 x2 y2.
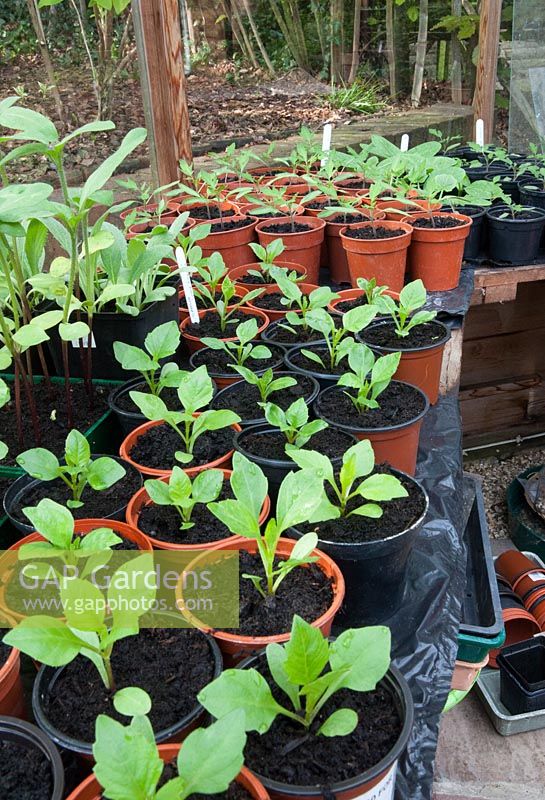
428 128 462 155
248 185 322 231
177 170 234 224
337 342 401 412
212 141 254 184
116 179 177 230
144 467 224 532
271 268 339 335
317 194 368 225
201 318 272 370
355 277 389 304
195 274 264 335
131 365 240 465
199 613 391 738
261 397 328 449
495 196 539 220
208 451 331 597
188 251 227 309
232 367 297 404
93 689 247 800
16 429 126 509
114 320 187 398
3 551 156 690
446 179 508 211
303 305 378 372
374 279 436 338
246 239 303 283
17 498 122 563
410 169 467 225
288 438 408 520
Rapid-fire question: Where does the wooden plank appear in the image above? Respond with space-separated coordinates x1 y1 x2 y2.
471 263 545 306
440 326 464 395
464 282 545 341
461 327 545 387
461 375 545 446
132 0 192 187
473 0 502 142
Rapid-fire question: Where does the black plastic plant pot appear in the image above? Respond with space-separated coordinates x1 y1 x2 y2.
261 320 326 348
488 175 520 203
498 638 545 715
283 343 344 391
519 183 545 212
211 373 320 428
3 456 143 535
236 652 414 800
288 469 429 627
109 376 218 437
47 292 179 381
234 424 357 503
189 342 287 388
0 715 65 799
486 206 545 265
31 627 223 758
455 205 487 260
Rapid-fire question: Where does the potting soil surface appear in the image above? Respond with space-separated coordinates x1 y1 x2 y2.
239 427 354 462
43 628 216 743
258 222 312 234
192 343 284 374
288 346 347 375
185 311 263 338
0 739 53 800
242 663 401 784
129 424 235 471
317 382 426 428
343 225 406 239
412 216 464 228
184 206 235 220
1 382 109 466
361 320 447 349
212 374 315 420
209 218 255 233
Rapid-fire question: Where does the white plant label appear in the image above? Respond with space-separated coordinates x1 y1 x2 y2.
400 134 410 152
176 246 199 324
528 571 545 582
70 332 96 349
352 761 397 800
321 123 333 166
475 118 485 147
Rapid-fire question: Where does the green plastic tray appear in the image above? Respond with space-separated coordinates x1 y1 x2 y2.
0 375 122 478
457 627 506 664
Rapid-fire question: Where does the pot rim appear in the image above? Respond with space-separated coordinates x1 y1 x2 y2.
234 423 357 469
233 657 414 798
339 219 413 242
180 308 270 344
486 205 545 222
211 372 320 427
315 381 430 434
404 211 473 229
175 537 345 647
202 214 258 234
283 342 346 382
30 624 223 756
189 340 286 381
0 714 65 800
358 319 451 355
289 467 429 548
255 215 326 236
3 456 143 534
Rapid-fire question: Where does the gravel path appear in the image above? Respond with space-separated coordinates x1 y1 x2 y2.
465 445 545 539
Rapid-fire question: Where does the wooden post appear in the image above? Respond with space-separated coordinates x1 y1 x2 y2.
132 0 192 187
473 0 502 142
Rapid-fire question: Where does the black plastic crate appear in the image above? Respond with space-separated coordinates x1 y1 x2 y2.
498 638 545 714
459 474 504 640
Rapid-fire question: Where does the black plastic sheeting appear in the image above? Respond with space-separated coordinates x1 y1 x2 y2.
389 269 475 800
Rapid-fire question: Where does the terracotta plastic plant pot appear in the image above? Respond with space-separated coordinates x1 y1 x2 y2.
327 287 400 314
405 212 472 291
269 177 310 196
451 655 489 692
125 215 178 240
0 716 65 800
245 283 319 323
120 202 179 222
488 607 541 668
0 649 25 718
66 744 269 800
176 538 345 665
32 627 223 759
189 342 286 389
239 657 413 800
230 261 306 294
339 221 413 293
125 469 271 551
512 571 545 602
119 417 242 479
255 216 326 285
314 382 429 476
199 215 259 270
359 320 451 405
180 307 270 354
495 550 540 589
